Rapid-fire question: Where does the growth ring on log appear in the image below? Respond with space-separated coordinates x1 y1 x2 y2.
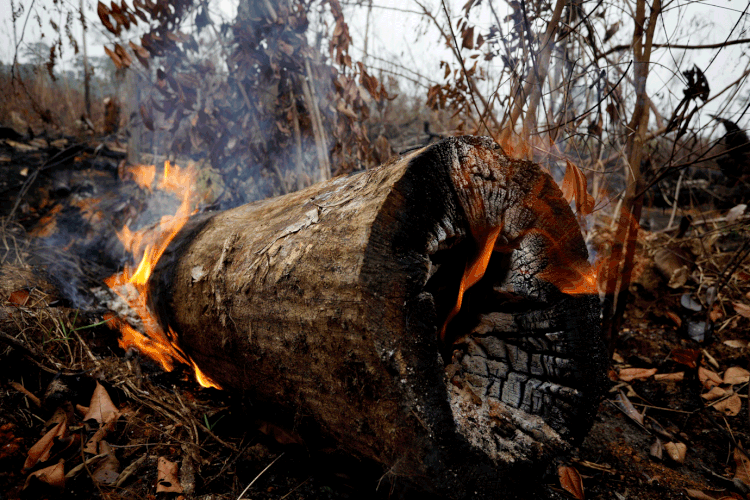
151 136 607 498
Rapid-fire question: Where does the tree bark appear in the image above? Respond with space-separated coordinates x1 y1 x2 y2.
150 136 606 498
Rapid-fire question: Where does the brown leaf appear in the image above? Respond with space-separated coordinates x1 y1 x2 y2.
723 366 750 385
723 340 748 349
24 421 67 470
91 441 120 485
672 348 700 368
734 446 750 486
128 41 150 68
113 43 132 68
156 456 183 493
560 160 594 216
24 459 65 490
702 386 731 401
650 438 663 460
618 367 657 382
698 367 723 389
109 1 129 30
732 301 750 319
665 310 682 327
8 289 29 305
615 390 644 426
685 489 717 500
558 465 584 499
97 2 118 35
461 26 475 50
713 394 742 416
336 102 358 120
664 442 687 463
710 303 723 322
83 382 121 426
654 372 685 381
84 425 111 454
104 46 124 69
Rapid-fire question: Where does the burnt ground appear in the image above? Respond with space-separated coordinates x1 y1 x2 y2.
1 133 749 500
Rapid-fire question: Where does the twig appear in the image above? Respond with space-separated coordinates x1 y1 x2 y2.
236 452 285 500
280 475 312 499
601 37 750 58
8 381 42 407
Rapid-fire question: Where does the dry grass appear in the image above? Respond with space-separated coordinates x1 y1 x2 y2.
0 67 106 136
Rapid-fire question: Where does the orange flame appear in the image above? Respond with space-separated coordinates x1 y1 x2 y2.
439 226 501 342
104 162 221 390
122 164 157 191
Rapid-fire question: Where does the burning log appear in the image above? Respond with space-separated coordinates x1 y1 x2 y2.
133 136 605 497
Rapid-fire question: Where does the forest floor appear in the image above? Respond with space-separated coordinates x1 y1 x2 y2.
0 131 749 500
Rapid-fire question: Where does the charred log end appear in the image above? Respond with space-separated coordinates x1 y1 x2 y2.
363 137 607 494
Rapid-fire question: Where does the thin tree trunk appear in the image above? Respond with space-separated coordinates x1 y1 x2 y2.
507 0 566 136
80 0 91 118
602 0 662 355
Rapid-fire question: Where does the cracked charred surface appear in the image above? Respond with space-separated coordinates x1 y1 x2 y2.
150 136 607 498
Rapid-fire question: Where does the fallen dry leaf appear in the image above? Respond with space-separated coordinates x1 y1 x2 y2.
24 459 65 490
83 382 121 426
650 438 663 460
672 348 700 368
698 367 723 389
558 464 585 500
23 421 67 470
654 372 685 382
684 489 717 500
612 352 625 364
91 441 120 485
709 303 723 322
156 456 183 493
734 446 750 486
723 339 748 349
702 350 719 370
665 310 682 327
732 301 750 319
723 366 750 385
702 386 731 401
84 422 117 455
618 367 657 382
725 203 747 223
713 394 742 416
0 423 23 461
664 442 687 463
615 390 644 426
8 289 29 306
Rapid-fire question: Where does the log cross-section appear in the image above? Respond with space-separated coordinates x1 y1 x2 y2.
150 136 607 498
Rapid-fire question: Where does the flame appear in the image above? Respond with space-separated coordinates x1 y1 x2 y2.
104 162 221 390
122 164 157 191
439 226 501 343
